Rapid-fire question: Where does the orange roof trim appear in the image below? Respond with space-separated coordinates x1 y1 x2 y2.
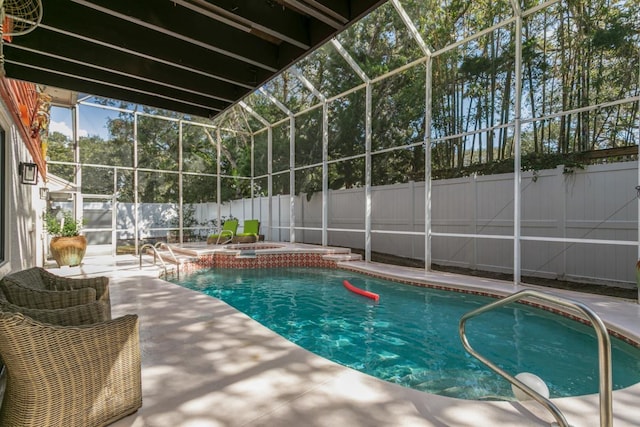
0 77 47 180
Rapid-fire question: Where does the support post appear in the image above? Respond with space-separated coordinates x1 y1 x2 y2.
425 56 433 270
513 7 523 285
322 101 328 246
365 82 372 262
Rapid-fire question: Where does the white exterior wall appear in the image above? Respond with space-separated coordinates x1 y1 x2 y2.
0 104 46 277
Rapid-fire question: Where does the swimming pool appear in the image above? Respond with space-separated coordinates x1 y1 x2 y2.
175 267 640 400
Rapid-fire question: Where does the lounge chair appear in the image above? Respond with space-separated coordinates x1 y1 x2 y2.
233 219 261 243
206 219 238 245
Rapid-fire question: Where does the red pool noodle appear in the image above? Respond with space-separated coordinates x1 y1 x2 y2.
343 280 379 301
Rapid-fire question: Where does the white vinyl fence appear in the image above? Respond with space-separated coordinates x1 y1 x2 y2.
262 162 639 287
101 162 637 286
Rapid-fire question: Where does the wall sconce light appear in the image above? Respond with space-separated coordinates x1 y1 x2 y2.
19 162 38 185
39 187 49 200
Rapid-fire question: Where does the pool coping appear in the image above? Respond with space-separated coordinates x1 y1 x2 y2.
50 244 640 426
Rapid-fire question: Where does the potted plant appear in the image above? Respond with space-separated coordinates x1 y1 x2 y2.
44 211 87 267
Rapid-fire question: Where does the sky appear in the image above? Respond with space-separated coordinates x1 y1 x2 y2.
49 115 87 138
49 104 120 140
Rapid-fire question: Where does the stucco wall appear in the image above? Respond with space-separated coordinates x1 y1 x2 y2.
0 102 45 278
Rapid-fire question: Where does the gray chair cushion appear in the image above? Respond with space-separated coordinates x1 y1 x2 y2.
0 279 96 310
0 299 109 326
1 267 111 317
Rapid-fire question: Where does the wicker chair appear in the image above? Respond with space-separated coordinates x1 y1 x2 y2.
0 299 110 326
0 267 110 317
0 311 142 427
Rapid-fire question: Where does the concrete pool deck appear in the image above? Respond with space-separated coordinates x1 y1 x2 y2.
49 243 640 426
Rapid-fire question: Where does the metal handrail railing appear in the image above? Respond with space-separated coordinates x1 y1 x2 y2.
459 289 612 427
139 243 168 277
154 242 181 279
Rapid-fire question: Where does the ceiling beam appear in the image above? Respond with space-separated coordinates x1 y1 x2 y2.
72 0 289 72
7 32 242 103
175 0 312 50
4 49 232 111
34 1 273 88
2 0 388 119
5 62 229 118
283 0 341 29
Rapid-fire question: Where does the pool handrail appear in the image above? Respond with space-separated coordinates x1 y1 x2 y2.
139 243 180 280
154 242 182 280
459 289 612 427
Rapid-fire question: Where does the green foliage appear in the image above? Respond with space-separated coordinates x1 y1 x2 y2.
432 152 587 180
44 211 84 237
43 0 638 201
44 131 75 180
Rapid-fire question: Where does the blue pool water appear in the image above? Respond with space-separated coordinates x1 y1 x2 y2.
175 267 640 400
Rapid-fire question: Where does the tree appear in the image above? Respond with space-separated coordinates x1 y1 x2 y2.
46 0 640 198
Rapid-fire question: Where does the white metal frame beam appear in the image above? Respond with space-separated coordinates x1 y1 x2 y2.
510 0 523 285
330 38 372 261
392 0 434 271
257 89 295 242
289 68 330 246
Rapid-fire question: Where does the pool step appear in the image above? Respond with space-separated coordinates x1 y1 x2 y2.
143 249 195 265
140 249 195 279
235 250 256 259
323 253 362 262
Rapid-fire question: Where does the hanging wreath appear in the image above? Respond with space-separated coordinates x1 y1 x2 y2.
30 91 51 138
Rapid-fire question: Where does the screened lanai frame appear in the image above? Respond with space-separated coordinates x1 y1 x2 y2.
239 0 640 285
47 100 254 255
45 0 639 286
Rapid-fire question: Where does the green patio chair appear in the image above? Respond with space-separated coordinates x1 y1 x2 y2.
233 219 261 243
207 219 238 245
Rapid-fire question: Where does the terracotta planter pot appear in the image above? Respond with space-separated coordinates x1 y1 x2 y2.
50 235 87 267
